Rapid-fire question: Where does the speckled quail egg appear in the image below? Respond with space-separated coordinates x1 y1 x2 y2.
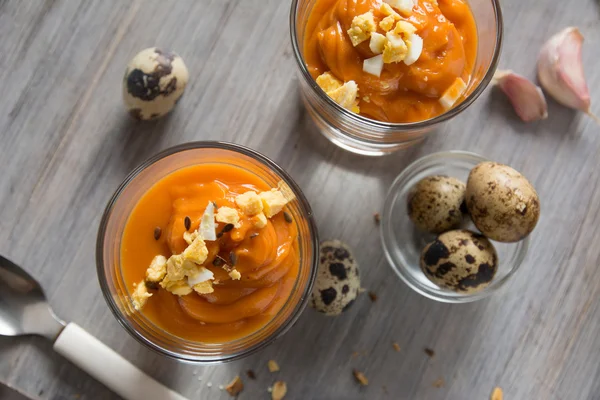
466 162 540 242
310 240 361 316
407 175 467 234
420 229 498 293
123 47 189 120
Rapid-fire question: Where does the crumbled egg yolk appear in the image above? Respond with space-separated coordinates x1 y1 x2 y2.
228 269 241 280
347 11 376 47
327 81 360 113
235 191 263 216
380 3 401 18
215 206 241 228
259 189 290 218
383 32 408 63
316 72 360 113
379 15 397 32
193 280 214 294
145 255 167 283
393 20 417 37
316 72 342 92
132 281 152 310
253 213 268 229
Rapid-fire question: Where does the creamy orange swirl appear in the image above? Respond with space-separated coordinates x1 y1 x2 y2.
303 0 478 122
121 164 300 342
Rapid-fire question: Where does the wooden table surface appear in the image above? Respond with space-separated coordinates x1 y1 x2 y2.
1 0 600 399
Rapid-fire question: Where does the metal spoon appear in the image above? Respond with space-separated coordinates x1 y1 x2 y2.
0 255 187 400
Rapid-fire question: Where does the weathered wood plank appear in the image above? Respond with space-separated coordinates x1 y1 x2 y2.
1 0 599 399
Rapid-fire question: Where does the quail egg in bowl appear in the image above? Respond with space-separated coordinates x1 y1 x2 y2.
380 151 530 303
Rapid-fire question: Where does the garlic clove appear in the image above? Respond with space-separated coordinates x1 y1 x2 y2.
537 27 598 122
493 70 548 122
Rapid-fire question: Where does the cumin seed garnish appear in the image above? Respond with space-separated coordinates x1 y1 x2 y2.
283 211 293 223
153 227 162 240
184 216 191 231
230 251 238 266
250 233 259 239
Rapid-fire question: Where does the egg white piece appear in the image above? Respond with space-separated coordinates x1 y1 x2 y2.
403 34 423 66
199 201 216 241
363 55 384 77
384 0 414 14
439 78 467 110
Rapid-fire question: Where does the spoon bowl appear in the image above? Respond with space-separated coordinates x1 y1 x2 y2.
0 255 64 340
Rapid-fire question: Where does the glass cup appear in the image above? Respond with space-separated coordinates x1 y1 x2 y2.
96 142 319 363
380 151 529 303
290 0 503 156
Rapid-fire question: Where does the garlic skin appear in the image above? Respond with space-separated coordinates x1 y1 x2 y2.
537 27 596 120
493 70 548 122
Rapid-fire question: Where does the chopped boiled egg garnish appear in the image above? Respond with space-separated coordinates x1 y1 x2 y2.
393 21 417 37
369 32 387 54
132 182 300 310
253 213 268 229
160 278 193 296
439 78 467 109
316 72 342 92
199 201 216 241
363 55 384 77
384 0 415 15
347 11 376 47
193 280 214 295
187 267 214 286
183 230 199 245
235 191 263 216
216 206 241 228
317 72 361 113
146 255 167 283
379 15 397 32
228 269 241 280
380 3 400 18
383 32 408 64
182 234 209 265
327 81 360 113
403 33 423 65
131 280 152 310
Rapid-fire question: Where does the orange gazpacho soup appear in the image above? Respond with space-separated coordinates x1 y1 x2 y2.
304 0 478 123
122 163 300 342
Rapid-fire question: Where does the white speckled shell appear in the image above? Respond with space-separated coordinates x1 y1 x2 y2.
122 47 189 120
310 240 360 316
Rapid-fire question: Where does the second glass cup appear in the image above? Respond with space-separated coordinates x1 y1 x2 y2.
290 0 503 156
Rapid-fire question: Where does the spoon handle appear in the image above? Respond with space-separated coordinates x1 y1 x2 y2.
53 323 188 400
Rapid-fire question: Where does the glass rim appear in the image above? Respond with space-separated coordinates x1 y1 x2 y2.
380 150 529 303
289 0 504 130
96 141 320 363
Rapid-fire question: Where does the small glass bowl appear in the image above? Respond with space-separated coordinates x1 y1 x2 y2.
380 151 528 303
96 142 319 363
290 0 503 156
